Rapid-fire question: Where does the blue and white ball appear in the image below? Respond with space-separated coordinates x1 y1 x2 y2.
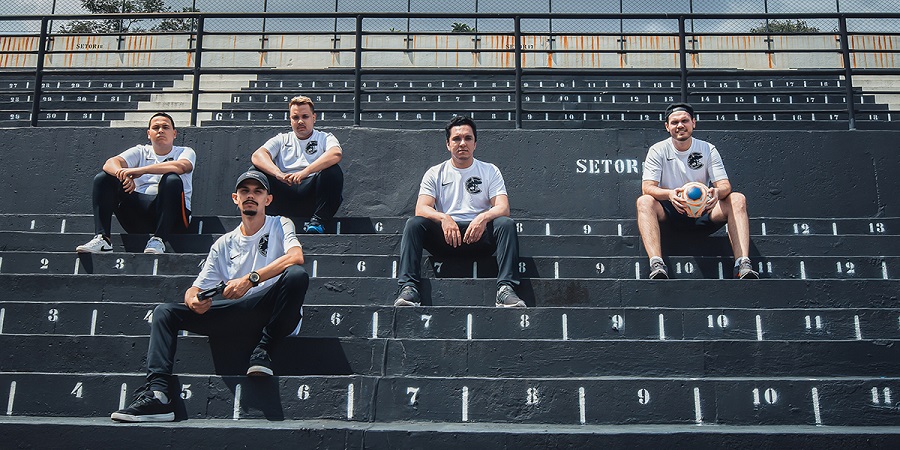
680 182 709 218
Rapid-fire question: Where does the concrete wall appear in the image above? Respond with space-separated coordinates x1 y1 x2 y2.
2 33 898 70
1 126 896 219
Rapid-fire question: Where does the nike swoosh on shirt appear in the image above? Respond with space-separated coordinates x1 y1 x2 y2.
441 181 453 186
230 254 240 260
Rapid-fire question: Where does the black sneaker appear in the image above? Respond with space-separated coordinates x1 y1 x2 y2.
110 390 174 422
247 347 274 376
649 260 669 279
734 259 760 279
496 285 525 308
393 285 421 307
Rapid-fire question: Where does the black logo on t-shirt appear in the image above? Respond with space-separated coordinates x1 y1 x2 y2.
688 152 703 170
258 234 269 257
465 176 483 194
305 141 318 155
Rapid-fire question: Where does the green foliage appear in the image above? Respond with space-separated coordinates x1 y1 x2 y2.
750 19 820 34
57 0 199 34
451 22 474 33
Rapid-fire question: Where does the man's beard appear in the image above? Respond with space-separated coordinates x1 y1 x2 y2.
242 209 258 216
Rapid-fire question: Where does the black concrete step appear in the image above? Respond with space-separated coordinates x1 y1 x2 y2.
1 251 895 280
2 275 896 309
3 335 899 378
3 231 898 259
3 214 897 237
1 373 899 426
1 418 899 450
1 302 896 342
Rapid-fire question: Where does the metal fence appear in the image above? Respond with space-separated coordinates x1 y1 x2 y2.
3 0 900 34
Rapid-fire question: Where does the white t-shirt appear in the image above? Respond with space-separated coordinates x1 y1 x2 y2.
419 159 508 222
641 137 729 189
192 215 302 297
262 130 341 176
118 145 196 211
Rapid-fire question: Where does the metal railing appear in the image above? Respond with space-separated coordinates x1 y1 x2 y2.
1 11 899 129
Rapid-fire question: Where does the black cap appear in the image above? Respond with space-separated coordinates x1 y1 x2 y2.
665 102 694 120
235 170 270 192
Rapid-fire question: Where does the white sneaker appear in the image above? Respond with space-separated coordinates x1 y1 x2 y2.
143 236 166 254
76 234 112 253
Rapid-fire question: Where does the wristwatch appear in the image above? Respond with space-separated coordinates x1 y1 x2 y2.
248 271 261 287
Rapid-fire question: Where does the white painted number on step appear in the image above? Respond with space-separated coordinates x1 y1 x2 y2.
583 225 592 234
331 313 343 326
804 315 823 330
753 388 778 405
48 309 59 322
143 310 153 323
181 384 192 400
611 315 624 331
707 314 729 329
374 222 383 232
871 387 892 405
433 262 443 274
421 315 432 328
837 262 856 275
297 385 310 400
638 389 651 405
115 258 125 270
357 261 366 272
675 262 694 274
793 223 810 235
407 387 420 405
40 258 49 270
70 382 83 398
595 263 605 274
516 223 523 233
526 387 539 405
869 223 886 234
520 315 530 329
519 262 527 273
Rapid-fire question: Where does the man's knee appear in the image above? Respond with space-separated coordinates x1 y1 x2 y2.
282 265 310 290
492 216 516 233
93 171 118 188
726 192 747 211
404 216 431 233
158 172 184 191
636 194 657 213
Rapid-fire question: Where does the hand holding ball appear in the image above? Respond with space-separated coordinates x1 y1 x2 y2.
679 182 710 218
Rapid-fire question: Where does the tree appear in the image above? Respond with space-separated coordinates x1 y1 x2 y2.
58 0 199 34
750 19 820 34
451 22 474 33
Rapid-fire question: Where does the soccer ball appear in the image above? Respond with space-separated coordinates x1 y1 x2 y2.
679 182 709 218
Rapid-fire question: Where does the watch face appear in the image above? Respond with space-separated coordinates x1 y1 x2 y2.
250 272 260 284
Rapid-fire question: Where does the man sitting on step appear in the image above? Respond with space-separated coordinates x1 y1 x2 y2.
250 95 344 234
636 102 759 280
111 170 309 423
76 112 195 254
394 115 525 308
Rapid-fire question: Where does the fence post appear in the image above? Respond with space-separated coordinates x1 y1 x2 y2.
514 16 522 129
190 16 204 127
31 17 49 127
838 15 856 130
354 14 362 127
678 16 688 103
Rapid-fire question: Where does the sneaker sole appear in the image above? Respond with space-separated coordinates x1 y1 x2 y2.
76 247 112 253
495 301 526 308
393 299 420 307
110 411 174 422
143 249 165 254
649 273 669 279
247 365 274 376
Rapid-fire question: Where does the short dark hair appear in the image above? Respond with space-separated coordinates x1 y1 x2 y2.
149 112 175 129
664 103 694 121
445 115 477 142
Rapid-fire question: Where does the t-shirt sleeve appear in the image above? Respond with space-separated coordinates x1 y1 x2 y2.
117 145 144 169
488 164 508 198
418 166 439 198
325 133 341 151
279 217 303 251
192 243 223 290
642 145 664 182
261 134 285 160
178 147 197 168
708 146 729 182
